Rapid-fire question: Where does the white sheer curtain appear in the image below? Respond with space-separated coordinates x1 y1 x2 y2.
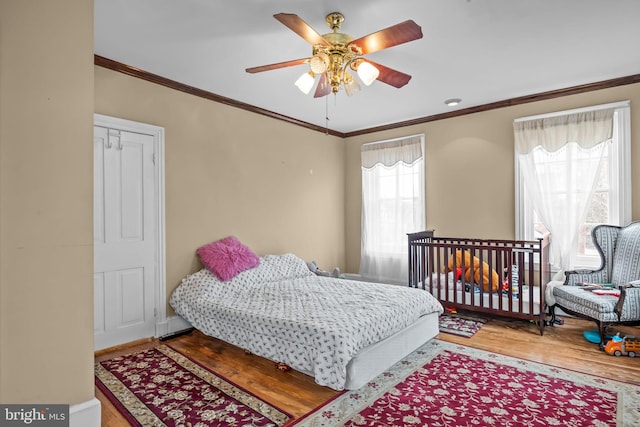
360 135 425 284
514 109 614 277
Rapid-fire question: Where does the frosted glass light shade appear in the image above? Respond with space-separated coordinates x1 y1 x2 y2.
357 61 379 86
310 52 329 74
344 73 361 96
294 72 315 94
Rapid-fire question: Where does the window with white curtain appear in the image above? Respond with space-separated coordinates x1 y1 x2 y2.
360 134 425 284
514 101 631 275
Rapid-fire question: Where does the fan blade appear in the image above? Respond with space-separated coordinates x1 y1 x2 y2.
314 73 332 98
246 58 309 73
350 20 422 55
365 60 412 88
274 13 331 47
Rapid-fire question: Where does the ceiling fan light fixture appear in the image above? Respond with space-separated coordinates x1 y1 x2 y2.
343 72 361 96
248 12 423 99
295 71 315 94
309 52 329 74
357 61 379 86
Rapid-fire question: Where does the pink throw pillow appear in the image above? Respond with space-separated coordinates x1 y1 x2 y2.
197 236 259 281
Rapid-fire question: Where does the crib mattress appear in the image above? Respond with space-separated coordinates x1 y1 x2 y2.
429 273 543 315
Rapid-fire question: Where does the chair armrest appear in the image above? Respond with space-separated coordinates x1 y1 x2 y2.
563 269 608 286
614 283 640 321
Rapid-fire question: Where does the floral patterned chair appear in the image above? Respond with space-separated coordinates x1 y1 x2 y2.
550 222 640 348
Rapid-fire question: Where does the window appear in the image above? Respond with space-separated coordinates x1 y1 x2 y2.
515 102 631 272
360 134 425 284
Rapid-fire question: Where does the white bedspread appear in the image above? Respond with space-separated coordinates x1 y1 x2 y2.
170 253 443 390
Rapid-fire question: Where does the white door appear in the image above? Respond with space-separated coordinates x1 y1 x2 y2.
94 124 157 350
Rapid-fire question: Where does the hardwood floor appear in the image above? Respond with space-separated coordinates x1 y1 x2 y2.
96 315 640 426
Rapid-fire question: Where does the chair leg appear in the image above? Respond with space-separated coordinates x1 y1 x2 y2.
548 305 556 327
596 321 607 350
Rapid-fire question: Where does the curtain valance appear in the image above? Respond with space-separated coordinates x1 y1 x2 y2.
361 135 423 168
514 109 614 154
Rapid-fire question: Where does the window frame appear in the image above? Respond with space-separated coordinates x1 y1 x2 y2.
359 133 426 283
514 101 631 269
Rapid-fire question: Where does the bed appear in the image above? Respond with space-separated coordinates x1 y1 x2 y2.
408 231 550 334
170 253 443 391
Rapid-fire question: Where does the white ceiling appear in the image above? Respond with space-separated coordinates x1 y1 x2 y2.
94 0 640 134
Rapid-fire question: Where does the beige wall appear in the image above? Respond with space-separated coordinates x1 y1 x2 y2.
344 83 640 273
0 0 95 404
0 0 637 405
94 67 346 314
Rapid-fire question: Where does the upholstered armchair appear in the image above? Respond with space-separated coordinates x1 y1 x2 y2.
550 222 640 348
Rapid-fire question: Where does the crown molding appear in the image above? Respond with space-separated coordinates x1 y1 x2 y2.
94 55 344 137
95 55 640 139
345 74 640 137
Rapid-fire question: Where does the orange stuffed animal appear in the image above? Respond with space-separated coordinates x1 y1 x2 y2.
447 250 500 292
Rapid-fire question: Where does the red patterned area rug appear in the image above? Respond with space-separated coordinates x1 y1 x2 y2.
95 345 291 427
438 312 488 337
291 340 640 427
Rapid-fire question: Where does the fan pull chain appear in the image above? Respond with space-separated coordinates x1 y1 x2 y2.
325 95 330 135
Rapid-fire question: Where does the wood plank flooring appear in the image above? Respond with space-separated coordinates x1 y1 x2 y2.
96 314 640 426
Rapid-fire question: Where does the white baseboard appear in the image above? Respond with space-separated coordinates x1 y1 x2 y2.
155 318 169 337
156 314 192 338
157 314 192 338
70 397 101 427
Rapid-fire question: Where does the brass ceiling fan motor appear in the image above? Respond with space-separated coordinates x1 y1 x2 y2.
246 11 423 97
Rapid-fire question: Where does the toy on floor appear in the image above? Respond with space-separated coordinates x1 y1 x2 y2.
275 362 292 372
583 330 613 344
604 333 639 357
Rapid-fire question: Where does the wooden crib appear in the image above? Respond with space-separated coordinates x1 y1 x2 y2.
408 231 551 335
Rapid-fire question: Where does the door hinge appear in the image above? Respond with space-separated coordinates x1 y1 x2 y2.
108 129 121 150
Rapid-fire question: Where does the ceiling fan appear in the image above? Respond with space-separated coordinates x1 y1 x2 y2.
246 12 423 98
